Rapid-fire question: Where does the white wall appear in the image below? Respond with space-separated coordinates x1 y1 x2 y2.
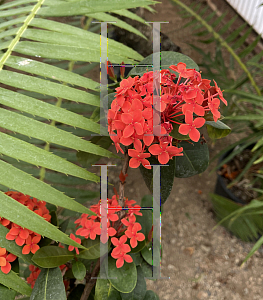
226 0 263 37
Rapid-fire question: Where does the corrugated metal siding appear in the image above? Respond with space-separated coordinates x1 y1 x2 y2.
226 0 263 37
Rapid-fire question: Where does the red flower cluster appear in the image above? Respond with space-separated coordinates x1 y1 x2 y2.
108 63 227 167
0 247 16 274
74 195 145 268
0 191 52 274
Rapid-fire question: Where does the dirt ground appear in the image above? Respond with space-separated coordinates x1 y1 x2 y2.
109 1 263 299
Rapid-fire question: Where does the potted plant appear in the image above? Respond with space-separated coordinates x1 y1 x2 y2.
210 89 263 257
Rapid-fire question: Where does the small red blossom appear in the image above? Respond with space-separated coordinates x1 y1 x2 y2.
179 111 205 142
125 223 145 248
149 142 183 164
22 235 41 254
68 233 81 255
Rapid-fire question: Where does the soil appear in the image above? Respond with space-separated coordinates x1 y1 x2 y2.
104 1 263 299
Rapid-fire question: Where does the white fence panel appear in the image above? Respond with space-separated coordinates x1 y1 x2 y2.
226 0 263 37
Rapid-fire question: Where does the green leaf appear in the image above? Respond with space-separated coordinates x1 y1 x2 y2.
5 56 98 91
0 224 33 264
0 192 83 249
32 246 74 268
0 70 100 107
0 0 37 10
78 236 110 260
77 137 113 168
0 160 96 215
143 290 159 300
85 12 146 39
0 132 100 182
120 266 146 300
206 120 231 139
130 253 143 266
29 19 142 62
129 51 199 77
30 267 66 300
0 284 16 300
174 140 209 178
139 157 175 204
141 242 159 267
72 261 86 281
14 42 136 65
94 279 121 300
0 270 31 297
37 0 156 17
108 256 137 293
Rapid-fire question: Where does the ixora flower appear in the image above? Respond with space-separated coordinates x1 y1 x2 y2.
73 194 145 268
0 191 52 274
108 63 227 168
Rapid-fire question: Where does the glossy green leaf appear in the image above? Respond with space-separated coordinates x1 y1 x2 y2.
130 253 143 266
72 261 86 281
0 70 100 107
0 132 100 182
0 192 84 249
129 51 199 77
120 266 146 300
0 270 31 296
78 236 110 260
30 267 66 300
32 246 74 268
0 224 33 264
108 256 137 293
0 284 16 300
5 56 98 91
95 279 121 300
143 290 159 300
139 156 175 204
37 0 156 17
0 160 95 215
174 140 209 178
141 242 159 267
206 120 231 139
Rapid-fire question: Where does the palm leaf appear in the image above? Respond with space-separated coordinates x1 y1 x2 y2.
0 0 157 249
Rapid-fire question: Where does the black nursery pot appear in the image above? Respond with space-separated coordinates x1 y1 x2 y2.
214 146 250 205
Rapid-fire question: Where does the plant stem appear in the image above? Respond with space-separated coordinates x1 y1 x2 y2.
80 259 100 300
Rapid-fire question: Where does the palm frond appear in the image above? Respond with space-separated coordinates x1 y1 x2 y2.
0 0 158 245
171 0 262 96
